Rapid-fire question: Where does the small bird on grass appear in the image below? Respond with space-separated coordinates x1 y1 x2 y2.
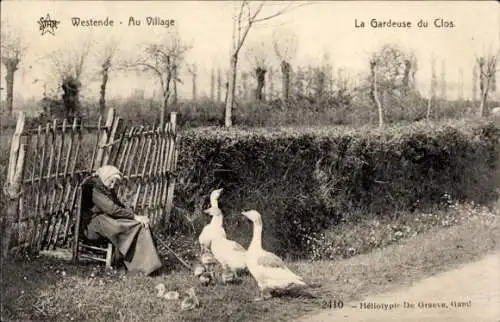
181 287 200 311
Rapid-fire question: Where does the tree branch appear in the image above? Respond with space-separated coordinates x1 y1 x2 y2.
253 1 307 23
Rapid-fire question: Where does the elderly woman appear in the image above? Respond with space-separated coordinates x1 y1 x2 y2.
81 165 162 276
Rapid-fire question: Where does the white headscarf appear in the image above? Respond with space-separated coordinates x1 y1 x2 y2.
96 165 123 188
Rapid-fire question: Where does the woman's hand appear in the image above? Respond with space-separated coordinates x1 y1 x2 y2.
134 215 150 227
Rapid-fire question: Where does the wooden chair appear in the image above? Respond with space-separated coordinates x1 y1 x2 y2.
72 175 119 269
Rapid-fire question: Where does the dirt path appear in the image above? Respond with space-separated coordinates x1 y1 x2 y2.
298 251 500 322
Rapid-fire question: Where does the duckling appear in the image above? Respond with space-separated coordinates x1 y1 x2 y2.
221 270 236 284
164 291 180 300
181 287 200 311
155 283 166 298
200 251 217 266
241 210 308 301
193 264 205 277
199 272 212 286
155 283 180 300
198 189 226 252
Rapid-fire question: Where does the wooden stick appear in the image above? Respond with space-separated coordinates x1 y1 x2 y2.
94 108 115 170
103 116 120 166
151 231 191 270
36 124 51 251
134 126 146 177
121 127 136 177
89 115 102 172
126 127 142 179
30 125 43 250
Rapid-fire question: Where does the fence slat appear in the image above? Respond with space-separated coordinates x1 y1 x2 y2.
94 108 115 170
2 111 26 259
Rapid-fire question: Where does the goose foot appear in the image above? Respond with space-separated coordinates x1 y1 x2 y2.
254 290 272 301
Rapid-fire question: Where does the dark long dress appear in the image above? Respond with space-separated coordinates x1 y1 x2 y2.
81 176 162 275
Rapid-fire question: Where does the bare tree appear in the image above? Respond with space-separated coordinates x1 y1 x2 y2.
125 29 191 126
245 40 272 101
477 50 499 117
440 60 447 100
370 58 384 128
186 63 197 101
210 68 215 101
217 67 222 102
472 62 478 102
427 54 437 119
368 43 419 124
0 20 27 115
459 68 464 101
49 38 93 119
224 1 310 128
97 39 119 115
273 27 298 104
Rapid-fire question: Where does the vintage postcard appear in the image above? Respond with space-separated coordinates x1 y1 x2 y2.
1 1 499 321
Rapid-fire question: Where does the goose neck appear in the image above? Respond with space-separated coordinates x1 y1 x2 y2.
250 221 263 250
211 214 223 227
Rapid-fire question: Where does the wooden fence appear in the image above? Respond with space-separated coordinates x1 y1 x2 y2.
2 108 179 257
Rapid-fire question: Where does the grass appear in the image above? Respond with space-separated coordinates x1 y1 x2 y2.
1 202 498 322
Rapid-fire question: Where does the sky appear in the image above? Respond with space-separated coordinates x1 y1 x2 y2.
1 0 499 103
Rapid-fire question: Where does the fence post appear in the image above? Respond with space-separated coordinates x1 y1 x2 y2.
2 112 26 260
94 108 115 170
164 112 178 227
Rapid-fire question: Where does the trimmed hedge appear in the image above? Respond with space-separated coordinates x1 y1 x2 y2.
172 118 500 258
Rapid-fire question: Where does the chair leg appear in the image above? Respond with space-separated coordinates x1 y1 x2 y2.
105 243 113 270
112 245 121 267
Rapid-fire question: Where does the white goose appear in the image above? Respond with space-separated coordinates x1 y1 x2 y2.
241 210 307 301
205 206 247 278
198 188 226 252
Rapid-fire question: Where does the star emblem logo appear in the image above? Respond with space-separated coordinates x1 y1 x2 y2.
38 14 60 36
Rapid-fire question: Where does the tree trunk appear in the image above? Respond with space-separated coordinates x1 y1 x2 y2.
370 59 384 128
99 58 111 116
268 68 274 101
217 68 221 102
402 59 411 96
160 57 173 127
315 68 326 99
480 77 490 117
479 58 487 117
242 72 249 101
472 64 478 102
3 60 19 116
210 68 215 101
426 97 432 119
225 55 237 128
255 67 266 101
281 60 291 103
173 63 178 105
192 72 197 101
224 82 229 106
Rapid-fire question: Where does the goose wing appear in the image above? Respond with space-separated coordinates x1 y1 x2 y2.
257 251 286 268
256 251 306 285
229 240 246 252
